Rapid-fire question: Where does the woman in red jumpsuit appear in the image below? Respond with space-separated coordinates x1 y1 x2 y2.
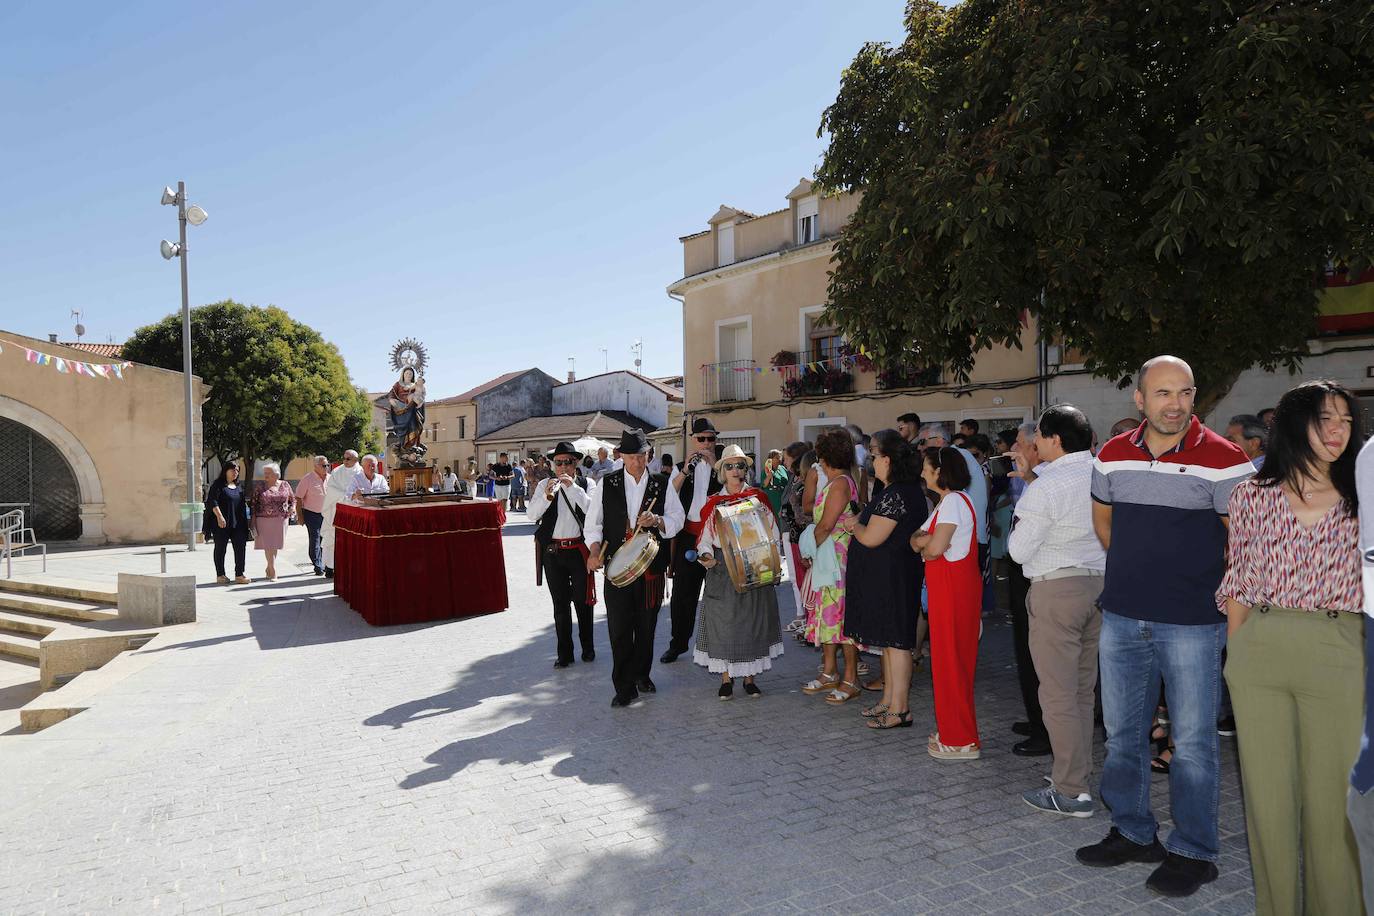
911 446 983 760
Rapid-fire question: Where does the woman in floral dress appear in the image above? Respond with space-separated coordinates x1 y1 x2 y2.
801 429 862 704
251 463 295 581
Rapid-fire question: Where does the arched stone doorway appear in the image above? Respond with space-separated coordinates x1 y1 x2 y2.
0 418 81 540
0 397 105 543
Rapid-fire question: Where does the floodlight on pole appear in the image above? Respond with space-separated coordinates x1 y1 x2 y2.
160 179 207 551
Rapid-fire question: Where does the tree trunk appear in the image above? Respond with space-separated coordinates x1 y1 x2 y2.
1194 368 1243 424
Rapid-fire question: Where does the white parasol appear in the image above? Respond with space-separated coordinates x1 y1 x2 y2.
571 436 617 457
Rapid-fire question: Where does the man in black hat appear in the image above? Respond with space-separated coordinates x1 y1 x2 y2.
528 441 596 668
585 428 685 707
661 416 724 663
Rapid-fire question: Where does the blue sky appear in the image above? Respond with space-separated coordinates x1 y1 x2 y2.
0 1 906 396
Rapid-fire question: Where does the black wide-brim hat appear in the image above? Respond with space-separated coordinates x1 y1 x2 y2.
618 428 650 454
548 441 580 459
691 417 718 436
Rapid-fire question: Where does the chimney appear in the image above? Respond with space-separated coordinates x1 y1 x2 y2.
567 370 576 383
48 333 58 343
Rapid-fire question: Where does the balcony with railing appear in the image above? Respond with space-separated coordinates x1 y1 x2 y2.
700 359 756 404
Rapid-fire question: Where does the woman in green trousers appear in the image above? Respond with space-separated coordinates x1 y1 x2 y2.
1219 380 1366 915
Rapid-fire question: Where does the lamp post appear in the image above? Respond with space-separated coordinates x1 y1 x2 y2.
160 181 208 551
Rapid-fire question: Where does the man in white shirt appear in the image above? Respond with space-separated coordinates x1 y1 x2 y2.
320 449 359 578
529 442 596 668
1008 404 1106 819
586 429 685 707
661 418 722 663
347 455 390 500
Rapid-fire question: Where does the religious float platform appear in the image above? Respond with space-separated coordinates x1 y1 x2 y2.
333 495 509 627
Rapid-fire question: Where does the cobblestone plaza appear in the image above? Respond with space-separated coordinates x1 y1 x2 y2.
1 518 1255 914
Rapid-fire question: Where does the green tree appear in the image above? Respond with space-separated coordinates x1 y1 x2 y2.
123 300 379 484
816 0 1374 416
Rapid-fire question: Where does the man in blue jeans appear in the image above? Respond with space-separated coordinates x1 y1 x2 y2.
1078 356 1253 898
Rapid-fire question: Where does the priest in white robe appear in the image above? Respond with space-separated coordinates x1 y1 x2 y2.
320 449 359 578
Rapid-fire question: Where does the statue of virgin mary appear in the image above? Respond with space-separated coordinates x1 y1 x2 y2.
386 366 427 462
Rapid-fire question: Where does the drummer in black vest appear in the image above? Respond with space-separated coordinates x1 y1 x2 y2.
660 417 724 663
586 428 685 708
529 441 596 669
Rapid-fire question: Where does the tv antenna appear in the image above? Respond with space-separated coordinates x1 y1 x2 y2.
71 310 86 341
631 339 643 373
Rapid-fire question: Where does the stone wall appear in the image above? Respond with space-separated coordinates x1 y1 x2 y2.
0 329 205 543
475 370 557 437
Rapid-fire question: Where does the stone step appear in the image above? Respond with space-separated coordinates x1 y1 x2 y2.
0 650 40 670
0 592 117 623
0 630 42 661
0 609 57 638
0 578 119 606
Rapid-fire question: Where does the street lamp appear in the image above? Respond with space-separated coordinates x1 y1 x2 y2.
160 181 207 551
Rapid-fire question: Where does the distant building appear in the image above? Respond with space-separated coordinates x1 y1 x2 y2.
669 178 1038 456
416 368 561 469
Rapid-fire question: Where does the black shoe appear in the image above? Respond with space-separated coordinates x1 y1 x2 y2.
660 649 681 663
718 681 733 700
1217 715 1236 737
553 659 572 669
1076 828 1167 868
611 693 638 708
636 678 656 693
743 681 761 697
1146 853 1219 898
582 649 595 662
324 567 334 579
313 566 324 576
1012 736 1053 757
1012 721 1032 736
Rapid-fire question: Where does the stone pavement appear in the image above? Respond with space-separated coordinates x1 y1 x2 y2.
0 514 1255 915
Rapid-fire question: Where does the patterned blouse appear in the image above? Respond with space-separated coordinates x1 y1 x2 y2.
1217 479 1361 613
252 481 296 519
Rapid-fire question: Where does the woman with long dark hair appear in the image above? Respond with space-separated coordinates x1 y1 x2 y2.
843 430 928 729
1218 379 1365 914
205 462 251 584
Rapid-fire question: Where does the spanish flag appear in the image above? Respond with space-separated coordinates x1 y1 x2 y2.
1317 268 1374 334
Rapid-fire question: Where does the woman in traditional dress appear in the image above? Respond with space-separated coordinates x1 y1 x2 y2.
800 429 862 704
251 463 295 581
694 445 784 699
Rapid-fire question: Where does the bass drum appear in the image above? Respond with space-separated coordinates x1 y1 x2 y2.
714 496 782 593
606 529 659 587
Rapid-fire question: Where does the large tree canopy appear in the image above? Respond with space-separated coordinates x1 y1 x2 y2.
817 0 1374 415
123 300 379 481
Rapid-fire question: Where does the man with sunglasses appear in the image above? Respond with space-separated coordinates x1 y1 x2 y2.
529 442 597 669
661 417 725 664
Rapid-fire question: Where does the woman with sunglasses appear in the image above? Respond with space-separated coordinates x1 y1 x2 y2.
694 445 784 698
844 430 928 729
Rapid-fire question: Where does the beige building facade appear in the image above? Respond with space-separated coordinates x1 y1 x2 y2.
669 180 1040 458
0 330 205 544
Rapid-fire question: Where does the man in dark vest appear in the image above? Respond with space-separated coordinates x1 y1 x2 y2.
660 417 724 663
586 428 685 707
528 441 596 669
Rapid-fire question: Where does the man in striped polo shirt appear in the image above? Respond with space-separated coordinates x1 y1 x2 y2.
1075 356 1253 899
